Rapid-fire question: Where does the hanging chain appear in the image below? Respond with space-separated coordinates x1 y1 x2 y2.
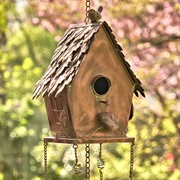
85 0 91 23
73 144 82 176
129 142 135 180
97 143 105 180
85 144 90 180
44 141 48 180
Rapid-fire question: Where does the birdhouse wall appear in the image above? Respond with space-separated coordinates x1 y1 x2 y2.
67 27 134 138
44 88 75 137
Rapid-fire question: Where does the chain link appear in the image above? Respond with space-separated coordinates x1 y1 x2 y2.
73 144 82 176
85 0 91 23
44 141 48 180
129 142 135 180
97 143 105 180
85 144 90 180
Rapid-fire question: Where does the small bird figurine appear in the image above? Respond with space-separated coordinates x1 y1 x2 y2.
98 112 127 135
88 5 103 23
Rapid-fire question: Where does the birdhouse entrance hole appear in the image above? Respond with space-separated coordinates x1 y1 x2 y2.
92 76 111 95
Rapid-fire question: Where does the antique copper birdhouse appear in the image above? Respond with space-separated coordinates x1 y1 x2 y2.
33 21 145 140
33 3 145 179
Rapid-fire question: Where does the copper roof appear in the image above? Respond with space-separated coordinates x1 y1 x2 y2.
33 21 145 98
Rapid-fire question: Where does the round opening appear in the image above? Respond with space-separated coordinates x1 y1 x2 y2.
93 76 111 95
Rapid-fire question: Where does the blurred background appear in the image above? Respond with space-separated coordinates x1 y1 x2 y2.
0 0 180 179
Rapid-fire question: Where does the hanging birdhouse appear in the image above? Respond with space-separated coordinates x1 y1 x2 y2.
32 21 145 140
33 3 146 179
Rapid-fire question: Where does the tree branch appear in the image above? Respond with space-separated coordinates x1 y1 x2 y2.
136 35 180 46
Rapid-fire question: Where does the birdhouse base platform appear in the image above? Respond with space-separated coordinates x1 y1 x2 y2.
44 136 135 144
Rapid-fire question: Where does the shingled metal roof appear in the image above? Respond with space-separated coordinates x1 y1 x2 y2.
33 21 145 98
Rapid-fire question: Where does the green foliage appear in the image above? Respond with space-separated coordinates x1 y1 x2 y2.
0 21 56 179
0 2 7 33
130 104 180 179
